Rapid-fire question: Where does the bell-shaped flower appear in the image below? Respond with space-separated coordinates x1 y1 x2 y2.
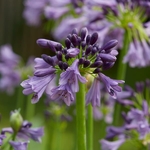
21 58 56 103
9 141 28 150
100 139 125 150
50 84 75 106
86 78 101 106
98 73 124 99
59 59 87 92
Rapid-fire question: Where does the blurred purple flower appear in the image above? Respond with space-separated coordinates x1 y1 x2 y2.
2 121 44 142
100 139 125 150
9 141 28 150
44 6 69 19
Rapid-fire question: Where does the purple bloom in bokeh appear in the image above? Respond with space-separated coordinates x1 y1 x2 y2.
0 134 6 146
86 78 101 106
9 141 28 150
59 59 87 92
2 121 44 142
100 139 125 150
44 6 69 19
0 44 21 94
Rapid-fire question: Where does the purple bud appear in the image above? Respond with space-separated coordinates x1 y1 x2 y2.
67 34 72 40
90 32 98 45
55 44 62 51
37 39 61 52
91 47 97 55
99 53 116 62
58 61 63 70
93 68 100 73
102 62 115 70
63 62 68 70
81 41 86 49
41 54 54 66
90 61 103 68
101 40 118 52
86 35 91 45
83 60 90 68
56 51 62 61
85 45 92 56
72 28 78 35
67 48 80 57
79 58 85 65
80 27 88 41
65 38 71 49
71 34 78 47
62 48 67 55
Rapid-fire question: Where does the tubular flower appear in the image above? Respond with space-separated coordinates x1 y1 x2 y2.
21 27 124 106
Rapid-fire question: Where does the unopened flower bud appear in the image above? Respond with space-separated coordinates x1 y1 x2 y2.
80 27 88 41
90 32 98 45
86 35 91 45
101 40 118 52
10 110 23 133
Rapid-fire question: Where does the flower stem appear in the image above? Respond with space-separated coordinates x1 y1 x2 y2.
113 30 130 126
87 104 93 150
25 95 35 120
76 82 86 150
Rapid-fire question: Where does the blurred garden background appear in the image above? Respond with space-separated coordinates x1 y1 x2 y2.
1 0 150 150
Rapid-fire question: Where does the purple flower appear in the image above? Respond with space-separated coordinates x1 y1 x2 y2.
21 58 56 103
44 6 69 19
86 78 101 106
2 121 44 142
50 84 75 106
9 141 28 150
66 48 80 57
0 134 6 145
19 121 44 142
59 59 87 92
98 73 124 99
53 16 86 40
100 139 125 150
0 44 21 67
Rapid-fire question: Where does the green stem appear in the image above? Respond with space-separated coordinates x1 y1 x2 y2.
76 82 86 150
87 104 93 150
113 30 130 126
25 95 35 120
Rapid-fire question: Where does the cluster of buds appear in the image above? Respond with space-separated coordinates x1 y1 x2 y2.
21 27 124 106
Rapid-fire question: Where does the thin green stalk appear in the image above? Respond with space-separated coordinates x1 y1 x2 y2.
25 95 35 120
113 30 130 126
87 104 93 150
76 82 86 150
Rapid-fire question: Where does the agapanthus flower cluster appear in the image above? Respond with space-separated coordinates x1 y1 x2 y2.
100 79 150 150
21 27 124 106
0 45 21 94
0 110 44 150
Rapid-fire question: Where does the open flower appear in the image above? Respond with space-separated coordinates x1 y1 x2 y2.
59 59 87 92
98 73 124 99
